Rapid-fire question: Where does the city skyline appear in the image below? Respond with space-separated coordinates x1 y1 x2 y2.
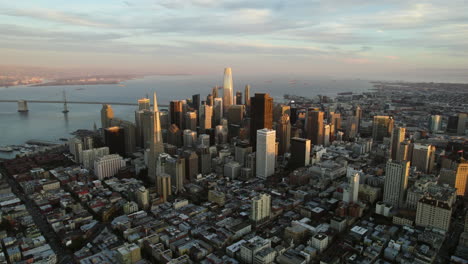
1 0 468 80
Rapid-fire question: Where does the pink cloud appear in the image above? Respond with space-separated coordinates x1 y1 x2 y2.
343 58 371 64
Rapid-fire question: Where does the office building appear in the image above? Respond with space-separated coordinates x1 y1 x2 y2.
166 156 186 194
104 126 126 156
276 114 291 155
329 112 342 130
439 161 468 196
100 104 114 129
110 118 137 155
411 143 435 174
343 168 360 203
68 137 83 163
227 105 244 125
273 104 291 123
372 115 394 141
94 154 126 180
306 109 324 146
197 146 212 174
213 97 223 126
81 147 110 170
458 113 467 135
415 187 456 232
390 127 406 160
245 85 251 111
184 151 199 182
250 93 273 147
323 124 330 147
240 237 271 264
192 94 200 112
235 141 252 166
345 116 359 140
136 186 149 210
199 103 213 130
157 173 172 203
250 194 271 222
147 93 165 184
215 125 228 144
397 140 412 161
223 67 234 114
138 98 150 111
428 115 441 133
170 100 184 130
183 130 197 148
289 138 311 169
185 112 197 131
208 190 226 206
383 160 410 208
256 129 276 179
236 91 242 105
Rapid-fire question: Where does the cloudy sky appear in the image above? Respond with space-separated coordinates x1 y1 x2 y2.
1 0 467 80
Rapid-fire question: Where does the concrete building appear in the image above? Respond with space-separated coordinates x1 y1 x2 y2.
306 109 324 146
81 147 110 170
415 189 455 232
372 115 394 142
277 114 291 156
68 137 83 163
428 115 442 132
239 236 271 264
383 160 410 208
104 126 126 157
185 111 197 131
94 154 126 180
183 130 197 148
199 103 213 130
311 233 329 253
390 127 405 160
411 143 436 174
439 161 468 196
289 138 311 169
250 193 271 222
224 161 241 179
343 168 360 203
213 98 223 126
256 129 276 179
166 156 185 194
136 186 149 210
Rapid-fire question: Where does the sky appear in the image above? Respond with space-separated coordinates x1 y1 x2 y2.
1 0 468 80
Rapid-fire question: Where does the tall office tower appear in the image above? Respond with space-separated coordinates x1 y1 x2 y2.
81 147 110 170
213 98 223 126
250 193 271 222
222 67 234 114
235 91 242 105
396 140 412 161
170 100 184 130
447 115 459 133
135 110 145 147
192 94 200 112
235 141 252 166
138 98 151 111
157 173 172 203
227 105 245 125
354 105 362 131
68 138 83 163
110 118 137 155
136 186 149 210
244 85 251 111
277 114 291 155
343 168 360 203
458 113 467 135
390 127 406 160
199 103 213 130
306 109 324 146
94 154 126 180
212 86 219 98
104 127 126 156
184 150 199 182
383 160 410 208
256 129 276 179
289 137 311 169
141 110 154 148
198 134 210 147
428 115 442 133
168 124 182 147
185 112 197 131
197 146 211 174
159 110 169 130
206 94 213 106
416 188 455 232
83 136 93 150
215 125 228 144
372 116 394 142
439 161 468 196
148 92 165 183
345 116 359 140
411 143 436 173
250 93 273 148
183 130 197 148
329 112 342 130
100 104 114 129
273 104 291 123
166 156 186 194
323 124 331 147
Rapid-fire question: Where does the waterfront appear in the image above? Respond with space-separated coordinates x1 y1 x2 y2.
0 74 373 158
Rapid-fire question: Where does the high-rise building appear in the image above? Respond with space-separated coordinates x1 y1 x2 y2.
329 112 342 130
447 115 459 133
83 136 93 150
372 116 394 142
289 138 311 169
138 98 151 111
250 193 271 222
206 94 213 106
306 109 324 146
104 126 126 156
213 98 223 126
212 86 219 98
354 105 362 131
136 186 149 210
156 173 171 203
192 94 200 112
345 116 359 140
250 94 273 148
223 67 234 114
227 105 244 125
224 161 241 179
323 124 330 147
184 151 199 182
197 146 211 174
198 134 210 147
170 100 184 130
215 125 228 145
148 92 165 184
277 114 291 155
199 103 213 130
68 137 83 163
256 129 276 179
185 112 197 131
183 130 197 148
439 161 468 196
240 237 271 264
458 113 467 135
396 140 412 161
110 118 137 155
428 115 442 133
343 168 360 203
81 147 110 169
411 143 436 174
235 141 252 166
415 187 455 232
383 160 410 208
141 110 154 148
94 154 126 180
244 85 251 111
235 91 242 105
390 127 406 160
166 156 185 194
167 124 182 147
100 104 114 129
273 104 291 123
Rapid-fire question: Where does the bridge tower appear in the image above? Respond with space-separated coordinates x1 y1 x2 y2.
18 100 28 112
62 90 69 113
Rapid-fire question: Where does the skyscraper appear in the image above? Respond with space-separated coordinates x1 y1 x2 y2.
192 94 200 112
212 86 219 99
170 100 184 130
213 98 223 126
166 156 185 194
439 161 468 196
110 118 136 154
458 113 467 135
256 129 276 179
383 160 410 208
244 84 251 112
289 137 311 169
100 104 114 129
372 116 394 142
250 193 271 222
223 67 233 114
250 93 273 148
199 103 213 131
428 115 441 133
148 92 165 184
343 168 360 203
306 109 324 146
227 105 244 125
411 143 435 174
390 127 406 160
104 126 126 156
185 111 197 131
277 114 291 156
137 98 150 111
235 91 242 105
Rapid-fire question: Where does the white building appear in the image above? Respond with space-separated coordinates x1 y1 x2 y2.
343 168 361 203
250 193 271 222
239 236 271 264
256 129 276 179
311 233 329 253
94 154 126 180
81 147 110 169
68 138 83 163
